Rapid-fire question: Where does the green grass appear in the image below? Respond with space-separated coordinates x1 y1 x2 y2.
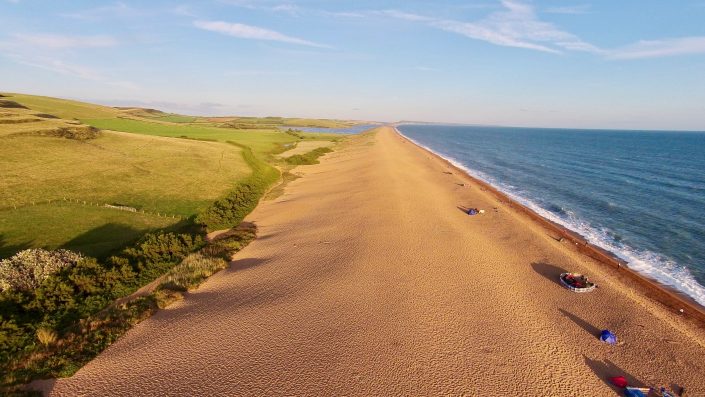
0 131 249 214
285 147 333 165
5 93 120 119
196 143 280 231
0 93 350 391
0 129 248 259
153 114 197 123
0 203 176 259
83 118 300 155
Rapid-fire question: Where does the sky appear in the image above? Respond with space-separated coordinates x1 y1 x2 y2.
1 0 705 130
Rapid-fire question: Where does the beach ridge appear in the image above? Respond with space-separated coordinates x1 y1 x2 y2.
45 126 705 396
393 126 705 329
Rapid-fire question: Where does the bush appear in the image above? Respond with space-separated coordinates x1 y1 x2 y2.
0 232 204 386
117 232 204 282
196 143 279 231
0 100 28 109
36 328 57 348
284 128 304 139
285 147 332 165
159 253 227 292
0 249 83 293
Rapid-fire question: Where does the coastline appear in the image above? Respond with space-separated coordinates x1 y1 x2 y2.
45 126 705 395
394 126 705 326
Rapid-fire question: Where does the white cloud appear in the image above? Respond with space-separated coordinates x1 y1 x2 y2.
545 5 591 15
13 34 118 49
218 0 300 15
0 43 138 90
380 0 705 60
194 20 330 48
382 1 601 54
224 69 300 76
322 11 365 18
12 56 104 80
61 2 144 21
608 36 705 59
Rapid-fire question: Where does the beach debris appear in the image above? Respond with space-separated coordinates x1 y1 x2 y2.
443 171 452 174
609 376 628 388
624 387 651 397
559 272 596 292
600 329 617 345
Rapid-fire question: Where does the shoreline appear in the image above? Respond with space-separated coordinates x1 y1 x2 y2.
393 126 705 326
44 126 705 395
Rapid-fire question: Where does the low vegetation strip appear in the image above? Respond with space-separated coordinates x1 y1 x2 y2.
0 232 204 388
284 146 333 165
195 143 280 232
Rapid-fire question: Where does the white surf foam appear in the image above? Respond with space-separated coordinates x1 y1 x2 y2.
396 127 705 307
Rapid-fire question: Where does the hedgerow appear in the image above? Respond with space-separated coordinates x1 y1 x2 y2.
284 147 332 165
0 232 203 387
195 143 279 231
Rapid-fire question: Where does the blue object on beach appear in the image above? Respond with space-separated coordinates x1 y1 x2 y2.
600 329 617 345
624 387 647 397
467 208 478 215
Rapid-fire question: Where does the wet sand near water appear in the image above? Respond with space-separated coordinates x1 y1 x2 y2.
46 127 705 396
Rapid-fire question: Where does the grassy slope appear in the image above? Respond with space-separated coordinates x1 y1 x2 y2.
1 93 345 259
84 118 297 155
0 94 250 258
0 131 248 214
0 203 176 258
6 93 120 119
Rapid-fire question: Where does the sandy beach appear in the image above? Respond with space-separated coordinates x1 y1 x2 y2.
45 127 705 396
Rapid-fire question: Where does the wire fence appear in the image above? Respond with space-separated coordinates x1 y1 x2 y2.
0 198 186 220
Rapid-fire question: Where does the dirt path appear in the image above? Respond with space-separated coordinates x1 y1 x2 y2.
46 127 705 396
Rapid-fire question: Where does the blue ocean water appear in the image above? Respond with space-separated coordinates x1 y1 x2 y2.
282 124 379 134
398 124 705 306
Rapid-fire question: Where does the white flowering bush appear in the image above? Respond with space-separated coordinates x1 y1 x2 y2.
0 248 83 293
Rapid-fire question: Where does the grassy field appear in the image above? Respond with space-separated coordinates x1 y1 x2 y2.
0 92 345 259
83 118 295 154
0 94 254 258
6 93 121 119
0 92 349 387
0 203 176 258
0 131 249 215
153 114 197 123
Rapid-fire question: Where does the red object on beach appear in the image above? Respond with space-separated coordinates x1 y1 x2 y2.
609 376 628 388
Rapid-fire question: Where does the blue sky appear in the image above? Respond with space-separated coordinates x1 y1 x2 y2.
1 0 705 130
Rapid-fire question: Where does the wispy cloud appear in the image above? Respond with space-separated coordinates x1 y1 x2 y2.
608 36 705 60
92 99 232 115
13 34 118 49
218 0 300 15
193 20 330 48
412 66 439 72
381 1 601 54
3 52 138 89
545 4 591 15
224 69 300 76
321 11 365 18
380 1 705 59
0 36 136 89
61 2 145 21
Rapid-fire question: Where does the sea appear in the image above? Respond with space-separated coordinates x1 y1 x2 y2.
397 124 705 306
282 124 380 134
